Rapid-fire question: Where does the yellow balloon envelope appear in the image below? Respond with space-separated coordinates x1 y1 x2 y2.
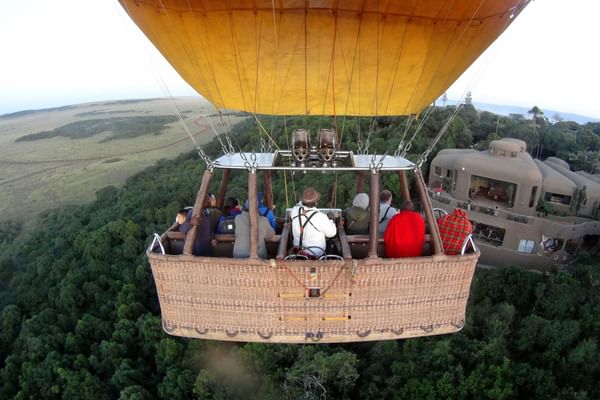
119 0 529 116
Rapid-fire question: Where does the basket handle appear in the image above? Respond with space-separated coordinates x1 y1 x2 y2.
461 234 478 255
149 233 166 255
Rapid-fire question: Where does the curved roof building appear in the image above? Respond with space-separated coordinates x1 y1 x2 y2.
428 138 600 270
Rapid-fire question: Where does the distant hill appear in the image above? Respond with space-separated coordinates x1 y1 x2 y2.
443 99 599 124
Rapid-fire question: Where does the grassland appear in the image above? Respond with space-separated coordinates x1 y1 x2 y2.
0 97 247 225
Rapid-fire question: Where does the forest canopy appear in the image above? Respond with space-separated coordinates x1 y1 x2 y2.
0 106 599 399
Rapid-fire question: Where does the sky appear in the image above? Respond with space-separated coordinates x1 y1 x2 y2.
1 0 599 119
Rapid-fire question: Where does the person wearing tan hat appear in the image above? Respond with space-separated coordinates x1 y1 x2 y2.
290 187 337 258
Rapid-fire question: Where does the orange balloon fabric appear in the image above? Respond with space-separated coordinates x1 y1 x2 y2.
119 0 529 116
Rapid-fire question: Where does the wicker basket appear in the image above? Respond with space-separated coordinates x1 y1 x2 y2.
148 251 478 343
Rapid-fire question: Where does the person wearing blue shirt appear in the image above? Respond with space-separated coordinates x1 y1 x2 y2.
257 192 277 230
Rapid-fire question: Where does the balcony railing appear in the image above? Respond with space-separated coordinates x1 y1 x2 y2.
429 189 532 224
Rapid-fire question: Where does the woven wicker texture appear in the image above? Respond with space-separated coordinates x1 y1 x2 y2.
149 252 478 343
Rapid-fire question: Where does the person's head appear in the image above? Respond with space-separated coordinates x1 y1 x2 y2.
243 199 260 211
352 193 369 210
380 190 392 204
301 187 321 208
176 209 188 224
401 200 414 211
225 197 239 209
208 193 217 207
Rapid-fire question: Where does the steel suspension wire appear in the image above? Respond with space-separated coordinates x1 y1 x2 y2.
400 104 437 157
386 114 416 157
338 4 365 150
362 4 383 158
407 0 529 166
391 0 480 160
181 1 239 153
416 102 465 167
282 115 293 208
115 0 215 169
450 1 531 115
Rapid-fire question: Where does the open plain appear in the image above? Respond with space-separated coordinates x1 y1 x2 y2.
0 97 245 224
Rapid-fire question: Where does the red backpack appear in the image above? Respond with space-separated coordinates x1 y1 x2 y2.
438 208 473 255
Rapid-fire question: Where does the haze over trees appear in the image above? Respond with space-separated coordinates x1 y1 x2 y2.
0 105 599 398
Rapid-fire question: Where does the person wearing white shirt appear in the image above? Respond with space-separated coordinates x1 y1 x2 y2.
290 187 337 258
378 189 398 234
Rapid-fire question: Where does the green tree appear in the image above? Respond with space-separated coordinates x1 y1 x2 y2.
528 105 544 131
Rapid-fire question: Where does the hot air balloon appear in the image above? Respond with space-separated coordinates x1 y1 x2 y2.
121 0 530 343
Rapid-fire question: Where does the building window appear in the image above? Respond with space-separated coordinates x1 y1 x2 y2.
511 151 518 157
434 166 441 176
544 192 572 205
564 239 579 255
472 222 506 247
529 186 538 208
518 240 536 253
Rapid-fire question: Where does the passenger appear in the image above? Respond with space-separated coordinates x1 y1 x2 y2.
217 197 242 234
290 187 337 258
193 195 216 257
384 200 425 258
175 208 192 234
233 199 275 259
206 193 222 233
342 193 370 235
223 197 242 217
257 192 277 230
378 190 398 234
437 208 473 255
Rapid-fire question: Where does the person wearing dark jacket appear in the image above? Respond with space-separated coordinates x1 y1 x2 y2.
193 195 216 257
175 208 192 234
206 193 222 233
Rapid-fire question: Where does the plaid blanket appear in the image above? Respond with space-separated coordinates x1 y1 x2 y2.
438 208 473 255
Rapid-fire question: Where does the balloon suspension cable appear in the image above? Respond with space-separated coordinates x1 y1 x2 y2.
416 102 465 168
397 0 484 160
197 146 215 171
363 10 383 158
239 151 257 173
356 117 364 154
400 0 515 162
282 116 292 208
392 114 416 157
194 113 231 155
116 0 220 166
363 116 378 156
401 103 437 158
253 114 281 151
215 110 236 153
338 8 364 149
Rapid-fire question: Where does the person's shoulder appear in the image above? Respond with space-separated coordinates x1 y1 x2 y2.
235 212 247 221
389 210 407 223
314 210 334 223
